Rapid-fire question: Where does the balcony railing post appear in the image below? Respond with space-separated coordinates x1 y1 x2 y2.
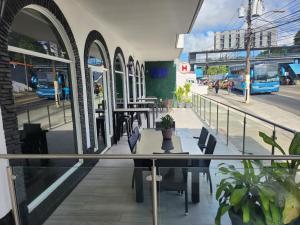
204 98 206 121
209 101 211 126
7 166 20 225
272 126 276 155
226 108 229 145
243 115 246 155
47 105 51 128
199 96 202 118
27 109 30 123
62 100 66 123
216 103 219 134
151 159 158 225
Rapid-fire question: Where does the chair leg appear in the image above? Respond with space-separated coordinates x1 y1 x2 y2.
185 190 189 216
131 169 135 189
207 171 213 195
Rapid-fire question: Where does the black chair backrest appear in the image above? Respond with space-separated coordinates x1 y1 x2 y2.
198 127 209 146
23 123 42 136
205 134 217 155
202 134 217 167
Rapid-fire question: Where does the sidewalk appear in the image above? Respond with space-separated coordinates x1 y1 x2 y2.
205 89 300 132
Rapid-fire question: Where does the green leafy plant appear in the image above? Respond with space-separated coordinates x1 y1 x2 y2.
175 86 184 103
215 132 300 225
259 132 300 224
160 114 174 130
215 160 272 225
183 83 191 97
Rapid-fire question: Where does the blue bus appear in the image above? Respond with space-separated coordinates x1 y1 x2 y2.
227 63 280 94
33 71 70 99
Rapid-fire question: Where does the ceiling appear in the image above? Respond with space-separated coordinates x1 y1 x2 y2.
76 0 203 61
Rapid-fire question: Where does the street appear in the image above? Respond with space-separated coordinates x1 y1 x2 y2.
251 86 300 117
206 85 300 132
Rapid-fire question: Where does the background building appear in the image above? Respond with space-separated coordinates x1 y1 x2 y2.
214 28 277 50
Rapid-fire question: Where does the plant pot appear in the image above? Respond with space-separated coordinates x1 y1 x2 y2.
228 209 246 225
185 102 192 108
177 102 184 108
162 128 172 140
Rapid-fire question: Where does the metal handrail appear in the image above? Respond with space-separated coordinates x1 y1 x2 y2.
193 93 297 134
1 154 300 160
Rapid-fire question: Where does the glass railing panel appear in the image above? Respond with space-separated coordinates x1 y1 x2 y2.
210 101 217 131
63 100 73 123
201 97 205 120
27 106 50 130
228 109 244 152
204 99 210 123
12 163 153 225
17 111 29 129
275 127 295 155
48 104 65 128
244 116 273 155
158 160 300 225
218 105 228 137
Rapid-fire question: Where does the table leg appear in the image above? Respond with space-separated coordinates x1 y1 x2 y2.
156 100 158 118
135 168 144 203
152 105 155 128
146 112 150 128
191 168 200 203
113 112 117 144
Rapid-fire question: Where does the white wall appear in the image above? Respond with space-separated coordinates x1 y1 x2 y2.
53 1 145 148
0 107 12 219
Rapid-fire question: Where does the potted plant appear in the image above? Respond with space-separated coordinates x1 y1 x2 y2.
175 86 184 108
259 131 300 225
160 114 174 140
215 160 270 225
215 132 300 225
184 97 192 108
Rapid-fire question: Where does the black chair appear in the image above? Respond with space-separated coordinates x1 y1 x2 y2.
198 134 217 194
193 127 209 152
21 123 48 166
118 114 132 139
155 153 190 215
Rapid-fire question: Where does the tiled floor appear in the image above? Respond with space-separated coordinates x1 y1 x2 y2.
43 108 244 225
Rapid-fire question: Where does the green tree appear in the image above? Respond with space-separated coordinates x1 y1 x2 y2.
206 66 228 75
295 31 300 45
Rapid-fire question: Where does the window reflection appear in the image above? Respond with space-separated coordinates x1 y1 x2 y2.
8 8 76 206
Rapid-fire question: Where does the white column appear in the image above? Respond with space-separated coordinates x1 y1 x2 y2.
0 107 12 219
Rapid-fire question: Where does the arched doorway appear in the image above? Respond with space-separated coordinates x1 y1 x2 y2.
127 56 135 102
113 47 127 109
0 2 84 224
84 31 112 152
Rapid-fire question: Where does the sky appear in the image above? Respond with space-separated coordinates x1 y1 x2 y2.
180 0 298 61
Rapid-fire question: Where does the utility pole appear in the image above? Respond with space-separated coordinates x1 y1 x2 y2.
244 0 252 104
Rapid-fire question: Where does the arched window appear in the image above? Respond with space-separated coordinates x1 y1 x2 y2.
85 32 112 152
113 48 127 108
5 5 82 219
135 61 141 99
127 56 135 102
141 64 145 97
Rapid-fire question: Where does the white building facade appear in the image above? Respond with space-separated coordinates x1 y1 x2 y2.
214 28 277 50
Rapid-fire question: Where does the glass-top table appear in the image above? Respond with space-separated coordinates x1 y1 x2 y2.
134 129 202 203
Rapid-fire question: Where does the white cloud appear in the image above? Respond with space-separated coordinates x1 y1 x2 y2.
183 32 215 53
183 0 298 52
